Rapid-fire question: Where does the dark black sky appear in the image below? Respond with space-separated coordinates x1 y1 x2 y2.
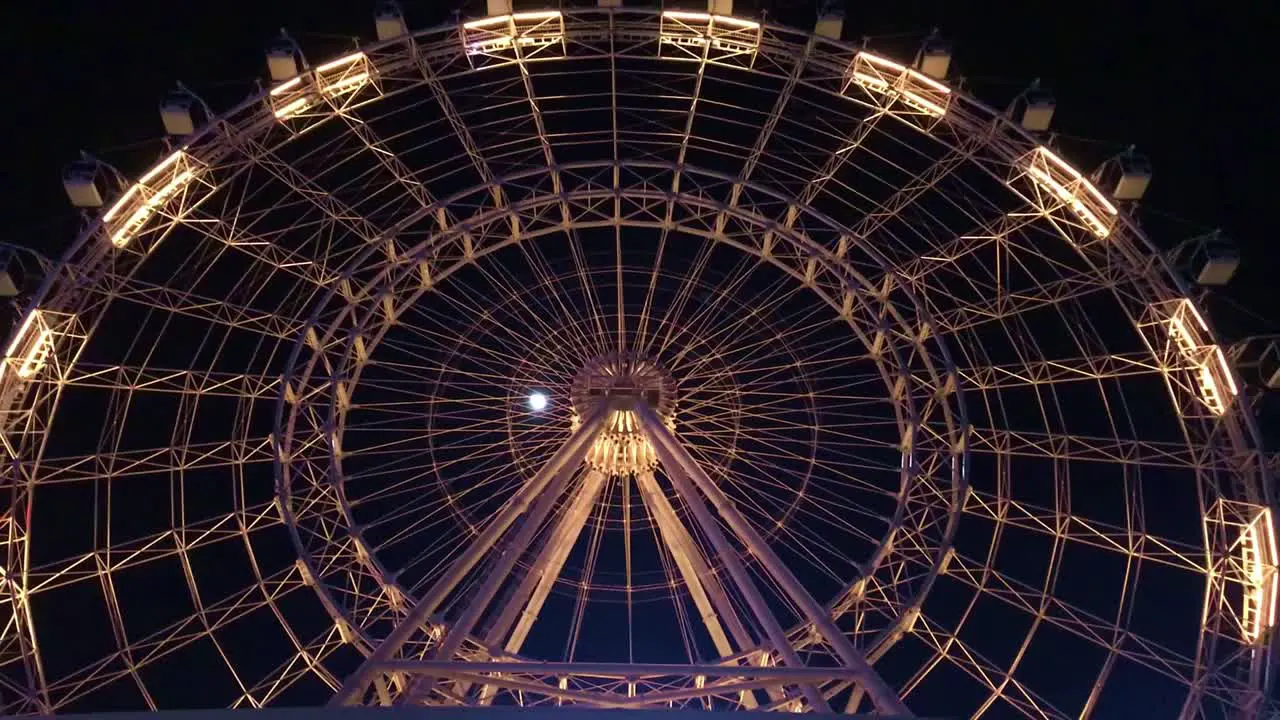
6 0 1276 342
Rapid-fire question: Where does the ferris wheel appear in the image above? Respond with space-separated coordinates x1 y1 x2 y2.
0 2 1276 718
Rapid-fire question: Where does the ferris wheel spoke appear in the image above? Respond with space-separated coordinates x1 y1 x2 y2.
413 254 593 364
460 248 599 364
953 351 1182 391
683 412 901 463
962 490 1205 574
711 35 810 249
510 35 616 356
177 211 354 290
652 244 770 366
231 132 390 252
679 430 897 525
673 303 863 391
847 128 992 254
33 363 283 400
332 107 437 218
641 403 909 715
237 625 345 708
93 272 315 340
952 425 1212 470
383 316 572 381
903 611 1071 720
781 107 885 229
20 435 282 485
663 261 813 378
941 551 1207 694
24 500 281 596
638 231 719 359
45 562 308 710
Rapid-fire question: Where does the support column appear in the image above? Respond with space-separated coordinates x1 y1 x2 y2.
331 401 612 706
635 470 777 707
634 407 830 712
471 469 610 703
635 401 911 717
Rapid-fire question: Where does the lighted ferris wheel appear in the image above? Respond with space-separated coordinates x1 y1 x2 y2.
0 2 1276 718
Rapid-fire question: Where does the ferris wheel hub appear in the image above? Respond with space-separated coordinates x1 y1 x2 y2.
570 351 676 476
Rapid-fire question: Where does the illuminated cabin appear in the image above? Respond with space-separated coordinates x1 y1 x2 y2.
267 40 301 82
815 9 844 39
1021 89 1056 132
374 2 407 41
917 38 952 80
1112 153 1152 201
159 90 206 136
486 0 512 16
1196 245 1240 286
0 251 20 298
63 160 104 209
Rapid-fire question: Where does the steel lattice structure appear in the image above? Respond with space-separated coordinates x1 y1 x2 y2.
0 6 1277 719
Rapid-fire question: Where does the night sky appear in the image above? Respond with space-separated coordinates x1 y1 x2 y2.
3 0 1277 715
7 0 1277 340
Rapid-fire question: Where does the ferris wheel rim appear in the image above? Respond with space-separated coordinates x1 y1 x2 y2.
2 6 1273 716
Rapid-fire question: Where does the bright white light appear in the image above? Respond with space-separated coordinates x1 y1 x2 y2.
528 392 548 411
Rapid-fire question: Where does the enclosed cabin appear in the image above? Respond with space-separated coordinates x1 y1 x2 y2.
63 159 105 209
374 2 408 41
1110 152 1152 201
814 6 845 39
1196 244 1241 286
266 38 303 82
1185 230 1241 287
159 89 207 136
486 0 512 15
656 0 735 10
0 247 25 298
917 36 952 80
1020 88 1056 132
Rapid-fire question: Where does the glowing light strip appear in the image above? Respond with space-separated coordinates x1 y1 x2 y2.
110 170 195 247
273 96 313 120
661 10 760 30
850 52 951 119
269 76 305 97
1166 304 1237 415
315 51 365 74
1243 508 1278 642
138 149 186 185
1035 147 1118 215
4 312 37 357
1024 161 1114 239
464 10 561 30
102 152 202 248
319 72 370 97
3 310 55 380
16 329 52 378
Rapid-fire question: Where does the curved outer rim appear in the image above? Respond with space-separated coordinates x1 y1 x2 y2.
3 6 1272 713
